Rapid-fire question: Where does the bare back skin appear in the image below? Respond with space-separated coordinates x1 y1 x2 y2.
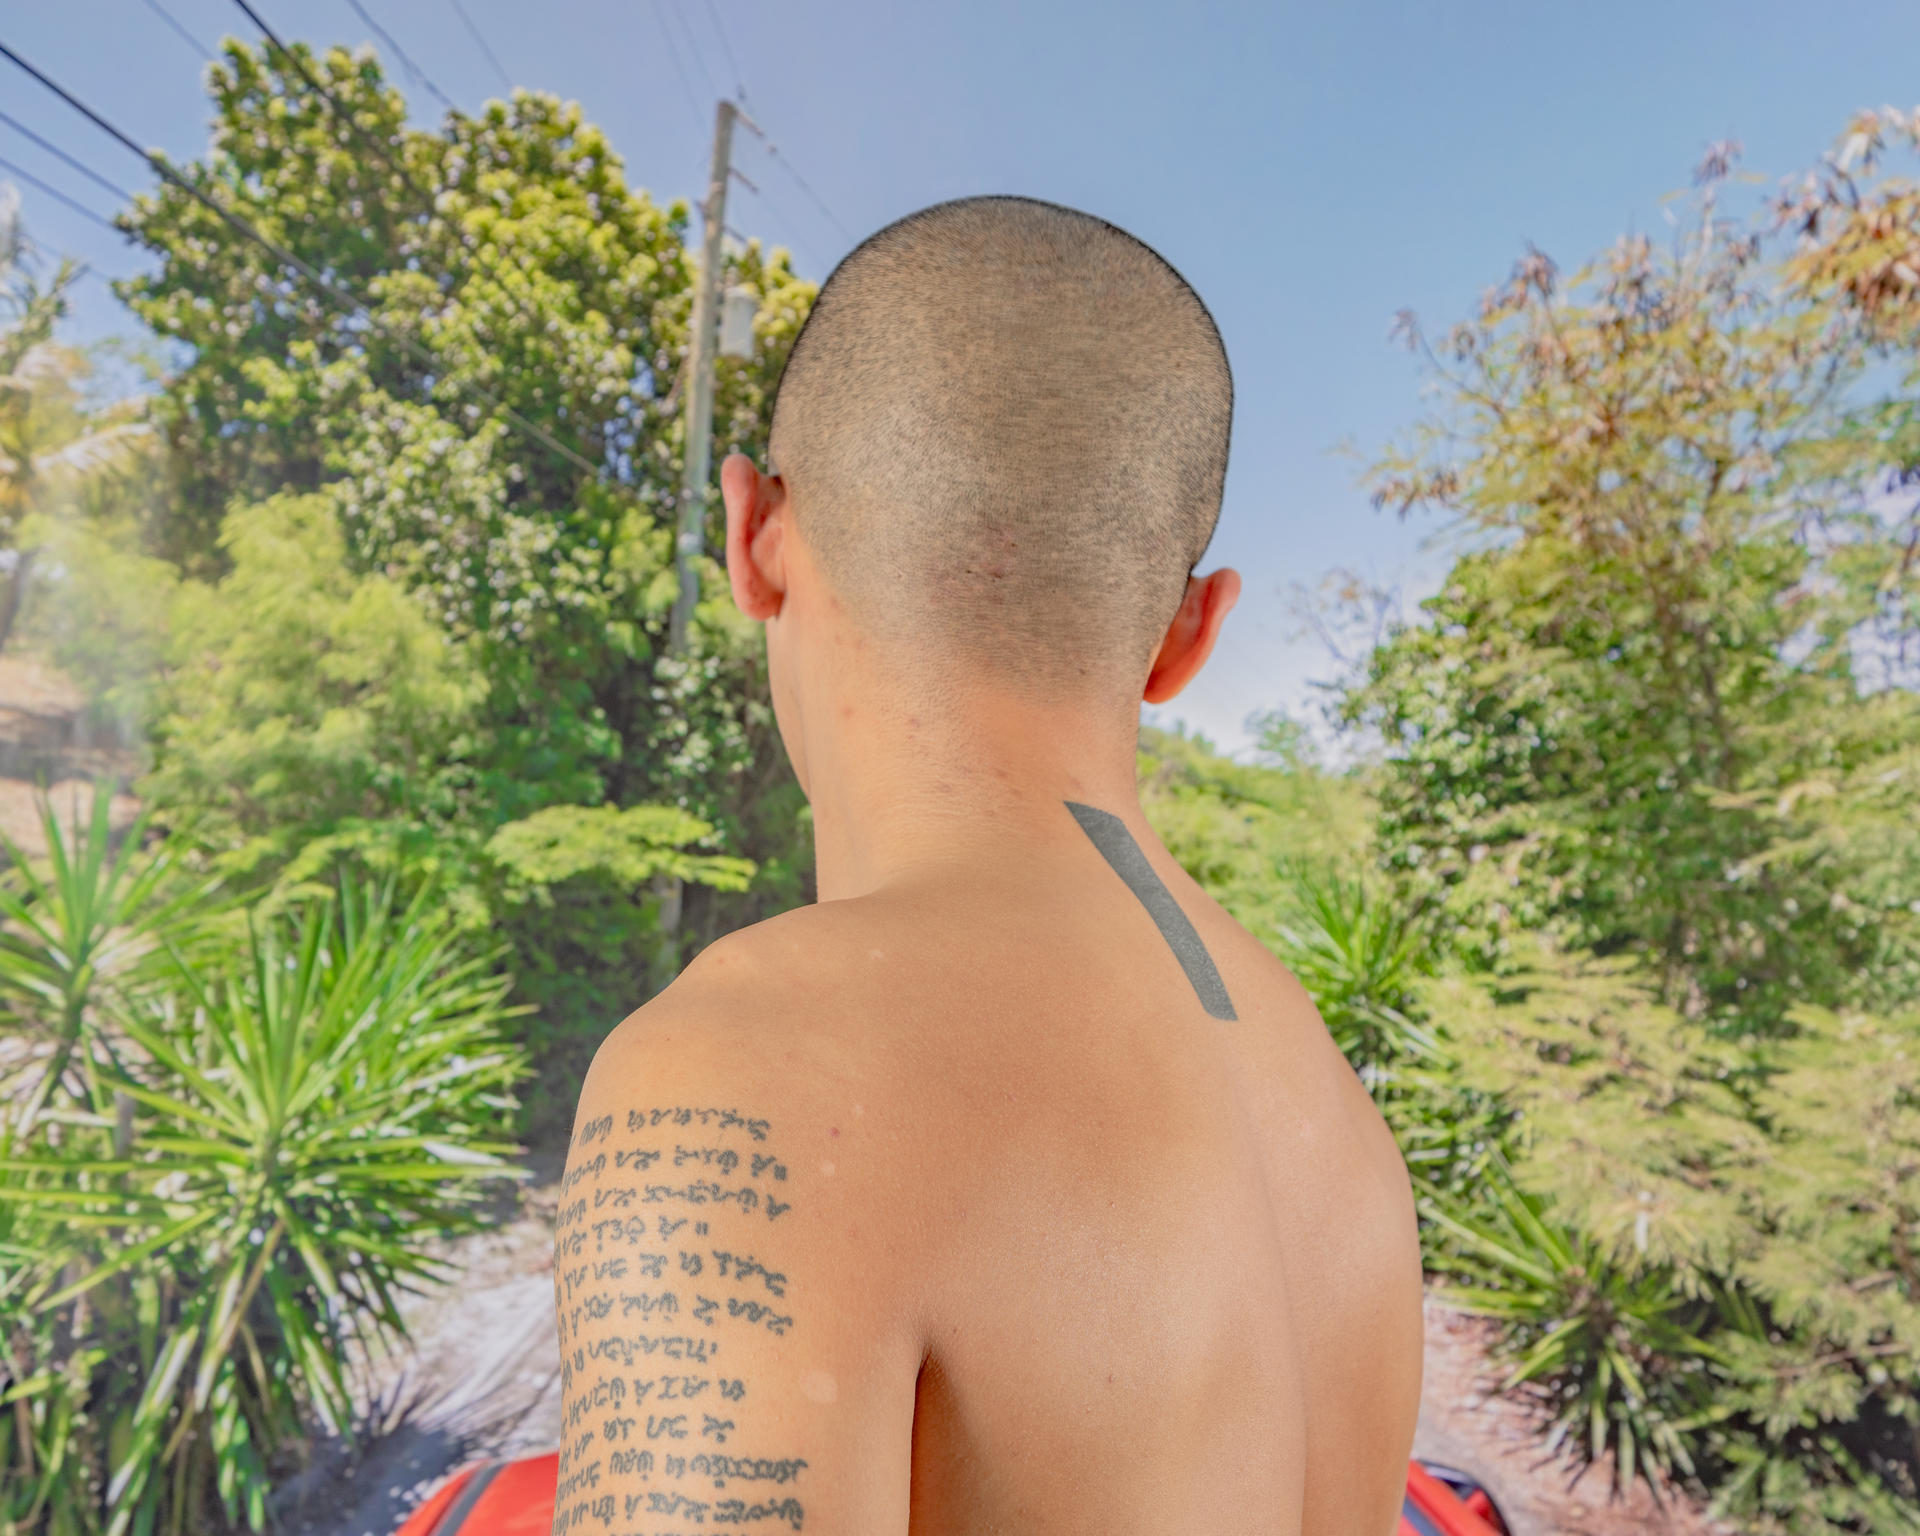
557 437 1424 1535
647 812 1425 1536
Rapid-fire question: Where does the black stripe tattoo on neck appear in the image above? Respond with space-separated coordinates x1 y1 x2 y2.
1063 800 1238 1021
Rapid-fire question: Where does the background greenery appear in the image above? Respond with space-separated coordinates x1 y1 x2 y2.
2 36 1918 1536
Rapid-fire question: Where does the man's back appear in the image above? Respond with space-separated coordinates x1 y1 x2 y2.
560 825 1423 1536
553 194 1421 1536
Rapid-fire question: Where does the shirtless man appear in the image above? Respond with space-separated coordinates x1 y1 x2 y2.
552 195 1423 1536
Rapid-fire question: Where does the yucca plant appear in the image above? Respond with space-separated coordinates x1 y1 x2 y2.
0 785 221 1534
0 784 225 1140
2 869 528 1535
1265 861 1506 1195
0 1119 105 1536
1267 861 1443 1084
1423 1155 1733 1495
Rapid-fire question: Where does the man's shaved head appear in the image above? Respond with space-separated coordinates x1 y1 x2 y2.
766 195 1233 706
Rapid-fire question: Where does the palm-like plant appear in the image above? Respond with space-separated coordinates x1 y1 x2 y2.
1267 861 1444 1085
1265 862 1510 1197
3 868 528 1534
1422 1156 1732 1495
0 1118 102 1536
0 785 222 1139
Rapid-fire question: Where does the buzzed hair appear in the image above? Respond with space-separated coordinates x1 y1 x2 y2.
767 195 1233 704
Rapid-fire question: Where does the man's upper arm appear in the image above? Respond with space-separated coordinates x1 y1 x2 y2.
551 989 921 1536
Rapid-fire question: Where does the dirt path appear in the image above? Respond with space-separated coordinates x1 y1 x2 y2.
276 1175 1734 1536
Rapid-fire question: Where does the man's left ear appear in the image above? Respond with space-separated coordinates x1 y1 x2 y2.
1143 567 1241 704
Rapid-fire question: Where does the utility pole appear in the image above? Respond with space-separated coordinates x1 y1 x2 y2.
669 97 737 656
656 98 739 972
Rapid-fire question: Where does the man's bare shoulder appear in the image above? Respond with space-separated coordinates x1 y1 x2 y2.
604 902 916 1064
552 911 932 1536
582 902 939 1241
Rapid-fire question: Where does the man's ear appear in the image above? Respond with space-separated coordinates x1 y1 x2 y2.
721 452 787 622
1143 567 1241 704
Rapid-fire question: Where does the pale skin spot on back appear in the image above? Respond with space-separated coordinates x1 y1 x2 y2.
820 1159 836 1176
801 1369 838 1404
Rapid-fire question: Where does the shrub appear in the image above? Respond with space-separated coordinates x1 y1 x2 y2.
1423 1156 1732 1492
0 798 526 1534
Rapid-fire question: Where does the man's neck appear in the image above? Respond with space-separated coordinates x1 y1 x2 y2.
798 689 1149 905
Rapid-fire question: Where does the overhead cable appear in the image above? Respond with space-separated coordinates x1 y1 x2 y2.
701 0 745 99
662 0 721 105
692 32 855 254
727 173 816 269
729 103 854 250
646 0 707 132
0 107 134 204
226 0 645 469
143 0 216 63
0 36 603 480
228 0 432 201
444 0 512 94
0 151 121 235
340 0 459 114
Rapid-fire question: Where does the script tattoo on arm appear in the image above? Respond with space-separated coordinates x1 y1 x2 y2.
552 1105 808 1535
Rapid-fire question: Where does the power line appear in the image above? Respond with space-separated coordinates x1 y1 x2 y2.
0 35 603 480
662 0 721 105
229 0 431 203
701 0 745 98
733 107 856 250
229 0 643 479
646 0 706 133
0 108 134 205
444 0 511 94
725 167 813 267
0 152 121 235
340 0 458 114
674 20 856 259
143 0 216 63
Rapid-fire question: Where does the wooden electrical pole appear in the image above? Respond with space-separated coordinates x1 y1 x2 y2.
656 98 738 969
669 97 737 656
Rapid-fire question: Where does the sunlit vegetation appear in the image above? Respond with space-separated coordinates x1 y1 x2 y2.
0 41 1916 1535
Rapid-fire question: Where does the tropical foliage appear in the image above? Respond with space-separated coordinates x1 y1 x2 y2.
1333 120 1920 1528
0 796 525 1534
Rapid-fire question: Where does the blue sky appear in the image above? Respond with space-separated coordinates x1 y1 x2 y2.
5 0 1919 757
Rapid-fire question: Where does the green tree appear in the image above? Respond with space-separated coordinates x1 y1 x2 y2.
1342 127 1920 1527
123 35 814 860
143 492 488 887
116 40 819 1098
1136 720 1371 913
1349 145 1918 1035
